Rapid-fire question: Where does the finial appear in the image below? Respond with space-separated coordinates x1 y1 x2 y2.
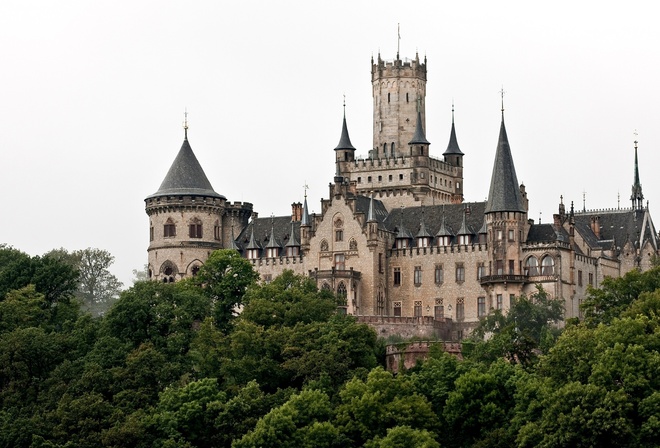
343 94 346 117
634 129 638 149
539 211 542 224
183 109 189 140
303 182 309 199
618 191 620 209
499 86 505 116
583 190 586 212
560 195 563 205
451 100 455 123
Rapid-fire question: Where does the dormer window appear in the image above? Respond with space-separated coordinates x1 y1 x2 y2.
247 248 260 260
286 246 299 257
266 246 279 258
458 234 471 245
437 236 451 247
396 239 408 249
417 236 430 248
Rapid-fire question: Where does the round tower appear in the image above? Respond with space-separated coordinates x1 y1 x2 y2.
145 121 226 282
372 52 427 158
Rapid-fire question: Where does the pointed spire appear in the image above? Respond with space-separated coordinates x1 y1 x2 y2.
367 194 377 222
228 219 240 251
301 189 311 226
334 97 356 151
285 220 300 247
484 102 525 213
408 98 430 145
266 216 280 249
396 207 413 240
147 118 225 199
631 137 644 210
416 207 432 238
457 206 470 235
246 224 261 250
443 102 464 156
436 205 453 237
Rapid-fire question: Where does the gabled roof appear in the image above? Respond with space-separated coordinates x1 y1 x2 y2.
239 216 301 252
573 208 659 252
484 115 525 213
148 137 225 199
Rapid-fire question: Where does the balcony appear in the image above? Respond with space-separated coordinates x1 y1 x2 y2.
479 274 527 286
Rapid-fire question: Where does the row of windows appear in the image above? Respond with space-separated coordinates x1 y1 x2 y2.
357 173 456 189
577 270 594 287
150 219 221 241
394 263 486 287
392 295 514 319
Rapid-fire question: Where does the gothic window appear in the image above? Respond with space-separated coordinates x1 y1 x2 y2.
525 256 539 276
336 282 347 304
393 267 401 286
321 282 331 291
160 261 177 283
320 240 329 252
477 263 486 280
541 255 555 275
414 301 422 317
393 301 401 317
399 174 404 180
391 142 395 156
189 219 202 238
478 297 486 317
349 239 357 250
434 298 444 319
214 221 221 241
435 265 444 284
456 298 465 321
334 253 345 270
377 287 385 315
383 143 387 155
191 265 200 276
335 230 343 242
164 219 176 238
414 266 422 286
455 263 465 283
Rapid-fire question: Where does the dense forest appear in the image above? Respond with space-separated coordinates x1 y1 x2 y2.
0 246 658 447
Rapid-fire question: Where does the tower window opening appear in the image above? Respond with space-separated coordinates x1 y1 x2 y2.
391 142 395 157
399 174 404 180
189 222 203 239
406 92 409 102
164 221 176 238
388 92 390 103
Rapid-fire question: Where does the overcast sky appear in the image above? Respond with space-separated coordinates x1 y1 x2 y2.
2 1 659 286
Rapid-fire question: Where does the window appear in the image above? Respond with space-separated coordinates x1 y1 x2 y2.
368 176 372 183
388 92 390 103
214 223 221 241
164 220 176 238
477 263 486 280
406 92 409 102
414 266 422 286
399 174 404 180
393 267 401 286
247 248 259 259
496 294 503 310
337 282 347 303
150 226 154 241
357 177 361 183
455 263 465 283
396 238 409 249
478 297 486 317
497 229 503 240
414 301 422 317
191 265 200 276
508 229 515 241
321 283 331 291
588 273 594 286
391 142 395 156
510 294 515 307
393 301 402 317
417 236 429 248
378 175 382 182
377 288 384 315
379 253 383 273
335 230 343 242
437 235 451 247
525 257 539 276
189 221 202 238
435 298 444 319
509 259 515 275
334 253 345 270
578 270 583 287
435 265 444 284
389 174 393 181
456 298 465 320
286 246 300 257
496 260 504 275
541 256 555 275
262 274 272 284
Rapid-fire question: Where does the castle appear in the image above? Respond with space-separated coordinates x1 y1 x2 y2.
145 51 659 338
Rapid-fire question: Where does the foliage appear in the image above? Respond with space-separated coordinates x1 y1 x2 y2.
468 286 563 366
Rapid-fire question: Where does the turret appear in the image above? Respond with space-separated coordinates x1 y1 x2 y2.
442 104 464 168
145 116 226 282
334 102 356 184
631 139 644 211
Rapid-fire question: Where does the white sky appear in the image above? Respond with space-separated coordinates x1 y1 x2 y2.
2 1 659 286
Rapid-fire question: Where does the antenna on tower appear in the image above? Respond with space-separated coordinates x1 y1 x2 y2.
397 23 401 60
499 87 506 115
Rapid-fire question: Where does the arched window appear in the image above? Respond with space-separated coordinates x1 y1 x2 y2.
321 283 331 291
525 256 539 276
391 142 395 157
337 282 347 303
541 256 555 275
164 218 176 238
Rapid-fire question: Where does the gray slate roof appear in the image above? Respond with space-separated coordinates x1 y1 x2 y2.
237 216 301 252
484 116 525 213
443 120 464 156
408 110 430 145
148 138 225 199
334 115 356 151
574 209 658 251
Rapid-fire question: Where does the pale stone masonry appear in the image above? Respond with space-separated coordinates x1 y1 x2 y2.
145 49 660 338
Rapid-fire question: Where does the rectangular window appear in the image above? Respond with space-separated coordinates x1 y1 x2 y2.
497 230 503 240
435 265 444 284
149 226 154 241
578 270 583 287
378 175 382 182
357 177 362 183
164 223 176 237
509 259 515 275
455 263 465 283
496 294 503 310
379 253 383 273
368 176 372 183
389 175 393 181
508 229 515 241
496 260 504 275
189 224 202 239
456 298 465 320
334 253 345 270
335 230 343 242
589 273 594 286
478 297 486 317
399 174 404 180
414 266 422 285
510 294 515 307
214 225 221 241
393 302 402 317
393 267 401 286
414 301 422 317
435 305 444 319
477 263 486 280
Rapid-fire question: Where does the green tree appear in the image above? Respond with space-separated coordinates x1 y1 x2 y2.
74 248 123 316
190 249 259 332
365 426 441 448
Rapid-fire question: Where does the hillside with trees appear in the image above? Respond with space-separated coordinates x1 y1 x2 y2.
0 246 658 447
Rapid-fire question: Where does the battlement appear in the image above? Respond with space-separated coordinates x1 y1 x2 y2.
389 243 489 258
372 55 427 81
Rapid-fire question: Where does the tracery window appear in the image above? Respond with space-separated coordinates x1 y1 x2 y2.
541 255 555 275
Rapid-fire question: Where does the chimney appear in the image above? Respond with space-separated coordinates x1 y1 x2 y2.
590 216 600 239
291 202 302 222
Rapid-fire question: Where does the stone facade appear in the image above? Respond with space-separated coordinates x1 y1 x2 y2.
145 50 660 339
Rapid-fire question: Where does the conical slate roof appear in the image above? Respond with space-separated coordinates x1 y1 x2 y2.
443 110 464 156
148 137 225 199
485 115 525 213
408 110 430 145
334 114 356 151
